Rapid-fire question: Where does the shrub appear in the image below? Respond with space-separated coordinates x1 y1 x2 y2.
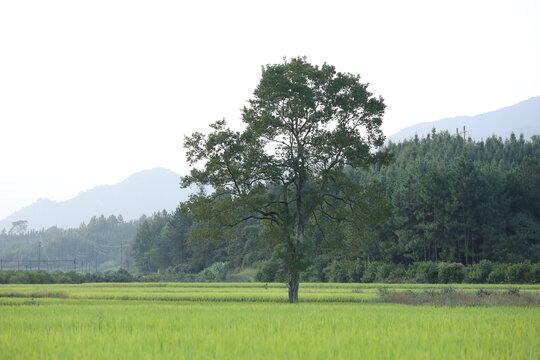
347 259 365 283
406 262 439 283
506 262 534 283
301 256 330 282
438 263 465 283
465 260 493 283
487 264 509 284
169 264 192 274
327 260 350 283
200 262 228 282
255 261 280 282
387 266 407 283
29 270 53 284
362 262 388 283
108 268 134 282
11 271 32 284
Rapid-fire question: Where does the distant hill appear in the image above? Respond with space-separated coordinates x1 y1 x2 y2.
388 96 540 143
0 167 193 230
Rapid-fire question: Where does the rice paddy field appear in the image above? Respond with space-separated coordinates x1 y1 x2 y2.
1 283 539 359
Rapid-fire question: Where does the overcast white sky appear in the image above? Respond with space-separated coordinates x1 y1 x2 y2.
1 0 539 219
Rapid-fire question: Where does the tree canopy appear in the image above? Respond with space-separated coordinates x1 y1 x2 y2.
182 57 391 302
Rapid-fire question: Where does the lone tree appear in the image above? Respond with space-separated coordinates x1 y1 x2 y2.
182 57 391 302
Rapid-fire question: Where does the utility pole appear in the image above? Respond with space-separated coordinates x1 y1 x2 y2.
38 241 42 270
456 126 468 139
120 240 123 269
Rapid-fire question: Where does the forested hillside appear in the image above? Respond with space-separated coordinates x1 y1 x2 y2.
364 131 539 265
2 131 538 282
0 215 139 272
131 131 539 280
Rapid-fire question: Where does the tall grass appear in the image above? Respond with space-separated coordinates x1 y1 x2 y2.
1 283 538 304
0 298 538 359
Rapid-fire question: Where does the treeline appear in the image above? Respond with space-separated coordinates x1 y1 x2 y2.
0 268 135 284
132 131 539 281
368 131 540 264
131 209 267 274
1 260 538 284
262 259 539 284
3 131 538 283
0 215 139 271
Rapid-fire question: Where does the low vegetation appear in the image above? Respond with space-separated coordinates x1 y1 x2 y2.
377 286 540 306
0 283 538 359
0 283 539 306
2 259 538 285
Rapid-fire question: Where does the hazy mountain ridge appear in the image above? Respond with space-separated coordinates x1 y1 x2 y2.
388 96 540 143
0 168 191 230
3 97 539 231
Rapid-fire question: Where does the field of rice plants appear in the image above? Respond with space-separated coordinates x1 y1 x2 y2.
1 283 539 359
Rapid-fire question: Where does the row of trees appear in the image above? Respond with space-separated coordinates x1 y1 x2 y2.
131 132 539 275
3 59 538 302
0 215 139 271
136 58 539 301
131 208 267 274
372 131 540 265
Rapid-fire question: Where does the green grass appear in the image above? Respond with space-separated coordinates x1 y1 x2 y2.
0 283 538 359
1 282 538 303
0 298 538 359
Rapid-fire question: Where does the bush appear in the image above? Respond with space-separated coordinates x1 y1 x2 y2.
0 270 7 284
438 263 465 283
506 262 534 283
108 268 134 282
29 270 54 284
200 262 229 282
327 260 350 283
407 262 439 283
255 261 280 282
375 263 395 282
361 262 387 283
301 256 330 282
347 259 365 283
487 264 509 284
387 266 407 283
11 271 32 284
465 260 493 283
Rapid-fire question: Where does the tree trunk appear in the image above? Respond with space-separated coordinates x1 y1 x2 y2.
464 228 469 265
288 270 300 303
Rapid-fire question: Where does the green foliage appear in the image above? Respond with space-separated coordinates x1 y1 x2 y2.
438 263 465 283
301 256 330 282
255 261 282 282
361 262 392 283
181 57 390 302
2 128 539 287
465 260 494 283
506 261 535 283
327 260 350 283
200 262 229 282
1 288 538 359
487 264 509 284
406 262 440 283
0 214 139 272
372 131 540 265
